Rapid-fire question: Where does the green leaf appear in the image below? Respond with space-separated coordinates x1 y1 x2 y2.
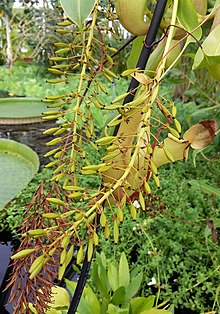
84 285 101 314
60 0 96 28
65 279 77 295
127 36 145 69
193 24 220 70
188 180 220 197
125 272 143 301
119 252 130 288
177 0 202 43
112 286 126 306
108 303 129 314
0 139 39 210
108 263 119 292
130 296 155 314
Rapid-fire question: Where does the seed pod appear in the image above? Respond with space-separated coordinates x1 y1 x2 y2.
46 137 62 146
117 207 123 222
66 245 74 267
63 185 85 191
29 255 45 274
150 160 158 175
48 68 64 75
45 161 58 168
103 68 118 79
104 223 110 239
107 118 123 128
54 42 69 47
174 118 182 133
29 258 45 279
23 229 47 237
44 148 60 157
55 47 71 54
98 164 113 173
130 204 137 220
121 68 137 77
87 238 94 261
96 136 116 146
82 163 106 171
153 174 160 188
87 212 97 224
171 105 177 118
100 212 107 227
168 127 180 139
163 148 175 163
42 213 60 219
144 181 151 194
46 197 66 206
77 246 84 264
68 192 85 199
49 248 57 256
60 249 67 265
43 127 59 135
139 192 145 211
61 235 70 248
93 232 99 246
58 263 66 280
101 151 120 161
114 220 119 244
11 248 36 260
107 46 118 53
111 92 130 104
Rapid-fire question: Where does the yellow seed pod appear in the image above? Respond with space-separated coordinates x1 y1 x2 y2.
49 248 57 257
139 192 145 211
81 169 97 175
61 235 70 249
42 213 60 219
100 212 107 227
74 213 83 221
121 68 137 77
63 185 85 191
68 192 84 199
152 174 160 188
106 144 119 152
117 207 124 222
46 137 62 146
163 148 175 163
107 119 123 128
114 220 119 244
58 263 66 281
171 105 177 118
60 249 67 265
77 246 84 265
96 136 116 146
66 245 74 267
144 181 151 194
29 255 45 274
48 68 64 75
55 172 65 182
93 232 99 246
104 223 110 239
168 127 180 139
45 161 58 168
98 165 113 173
46 197 66 206
87 212 97 224
29 258 45 280
107 46 118 53
11 248 36 260
23 229 47 237
130 204 137 220
87 238 94 261
103 68 118 79
150 160 158 175
174 118 182 133
43 127 59 135
44 148 60 157
146 144 153 155
111 92 130 104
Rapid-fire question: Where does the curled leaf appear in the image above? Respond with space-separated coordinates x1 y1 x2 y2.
183 120 218 149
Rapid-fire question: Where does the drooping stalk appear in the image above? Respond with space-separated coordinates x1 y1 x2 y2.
67 1 168 313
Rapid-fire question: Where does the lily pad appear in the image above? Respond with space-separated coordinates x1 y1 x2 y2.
0 97 50 124
0 139 39 210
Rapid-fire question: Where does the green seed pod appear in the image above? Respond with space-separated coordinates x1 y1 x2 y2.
11 248 36 260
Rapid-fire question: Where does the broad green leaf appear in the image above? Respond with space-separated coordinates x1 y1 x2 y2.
108 263 119 292
127 36 145 69
119 253 130 288
65 279 77 295
108 303 129 314
84 285 101 314
112 286 126 306
92 261 109 297
193 24 220 70
188 180 220 197
48 286 70 309
0 139 39 210
125 272 143 301
177 0 202 43
130 296 155 314
60 0 96 28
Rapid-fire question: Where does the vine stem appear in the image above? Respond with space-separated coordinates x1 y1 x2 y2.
67 1 168 313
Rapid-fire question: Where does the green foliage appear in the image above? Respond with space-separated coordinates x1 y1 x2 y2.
65 252 172 314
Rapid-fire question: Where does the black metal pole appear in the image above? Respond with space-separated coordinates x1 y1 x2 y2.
67 1 168 313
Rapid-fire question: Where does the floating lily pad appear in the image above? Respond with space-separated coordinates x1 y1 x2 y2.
0 98 50 124
0 139 39 210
